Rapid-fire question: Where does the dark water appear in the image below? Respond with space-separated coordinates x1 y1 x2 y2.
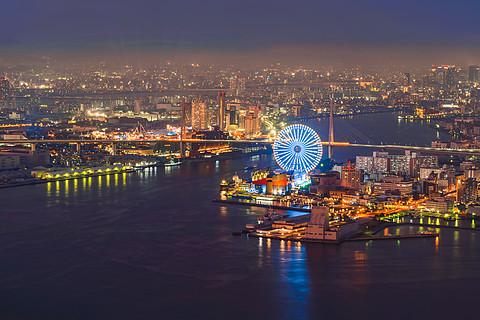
315 112 451 162
0 113 476 320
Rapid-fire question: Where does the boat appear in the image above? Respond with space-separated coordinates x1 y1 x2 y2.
245 208 289 229
220 180 230 190
164 158 182 167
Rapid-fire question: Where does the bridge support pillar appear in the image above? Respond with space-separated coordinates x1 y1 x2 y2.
76 143 81 153
30 143 36 152
111 143 116 155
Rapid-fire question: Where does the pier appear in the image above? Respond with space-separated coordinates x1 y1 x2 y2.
212 198 311 212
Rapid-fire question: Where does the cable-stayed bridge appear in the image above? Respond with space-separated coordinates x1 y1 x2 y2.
0 138 477 156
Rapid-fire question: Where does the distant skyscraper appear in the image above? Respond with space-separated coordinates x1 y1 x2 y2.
191 101 207 130
184 102 192 127
0 77 10 100
225 103 239 127
430 65 456 88
218 92 225 130
404 73 411 86
444 66 456 88
469 65 479 82
243 106 261 137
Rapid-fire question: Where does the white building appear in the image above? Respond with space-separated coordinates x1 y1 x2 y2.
304 206 339 241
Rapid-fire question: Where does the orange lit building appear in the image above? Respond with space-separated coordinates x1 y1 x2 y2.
250 168 291 195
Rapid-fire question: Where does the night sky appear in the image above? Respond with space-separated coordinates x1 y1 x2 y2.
2 0 480 65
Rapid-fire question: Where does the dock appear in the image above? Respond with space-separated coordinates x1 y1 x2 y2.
246 230 438 243
387 221 480 232
241 219 440 244
212 198 311 212
344 232 439 242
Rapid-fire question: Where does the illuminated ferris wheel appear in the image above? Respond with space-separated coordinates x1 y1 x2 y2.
274 124 323 173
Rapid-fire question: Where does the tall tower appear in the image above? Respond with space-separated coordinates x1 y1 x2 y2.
218 91 225 130
0 77 10 109
180 98 186 159
328 99 334 159
191 100 207 130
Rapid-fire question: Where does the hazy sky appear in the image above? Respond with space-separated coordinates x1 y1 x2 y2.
2 0 480 65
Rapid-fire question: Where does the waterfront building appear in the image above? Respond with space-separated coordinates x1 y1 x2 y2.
424 197 454 213
304 206 339 241
250 168 291 195
431 141 449 148
0 150 49 168
0 155 20 169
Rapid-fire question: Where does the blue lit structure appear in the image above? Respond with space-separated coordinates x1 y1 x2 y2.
274 124 323 173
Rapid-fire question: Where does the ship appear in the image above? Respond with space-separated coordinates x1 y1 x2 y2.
164 158 182 167
245 208 289 229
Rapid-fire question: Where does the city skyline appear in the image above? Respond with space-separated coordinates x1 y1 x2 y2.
2 0 480 66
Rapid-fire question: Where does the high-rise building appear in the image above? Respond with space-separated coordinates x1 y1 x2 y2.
444 66 456 88
341 163 363 189
0 77 10 100
457 178 477 204
430 65 456 88
469 65 480 82
184 102 192 128
404 72 411 86
191 101 207 130
218 92 225 130
225 103 239 127
243 106 261 137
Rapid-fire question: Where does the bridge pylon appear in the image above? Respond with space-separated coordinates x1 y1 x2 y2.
328 99 334 159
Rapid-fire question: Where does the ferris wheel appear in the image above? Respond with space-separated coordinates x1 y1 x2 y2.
273 124 323 173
